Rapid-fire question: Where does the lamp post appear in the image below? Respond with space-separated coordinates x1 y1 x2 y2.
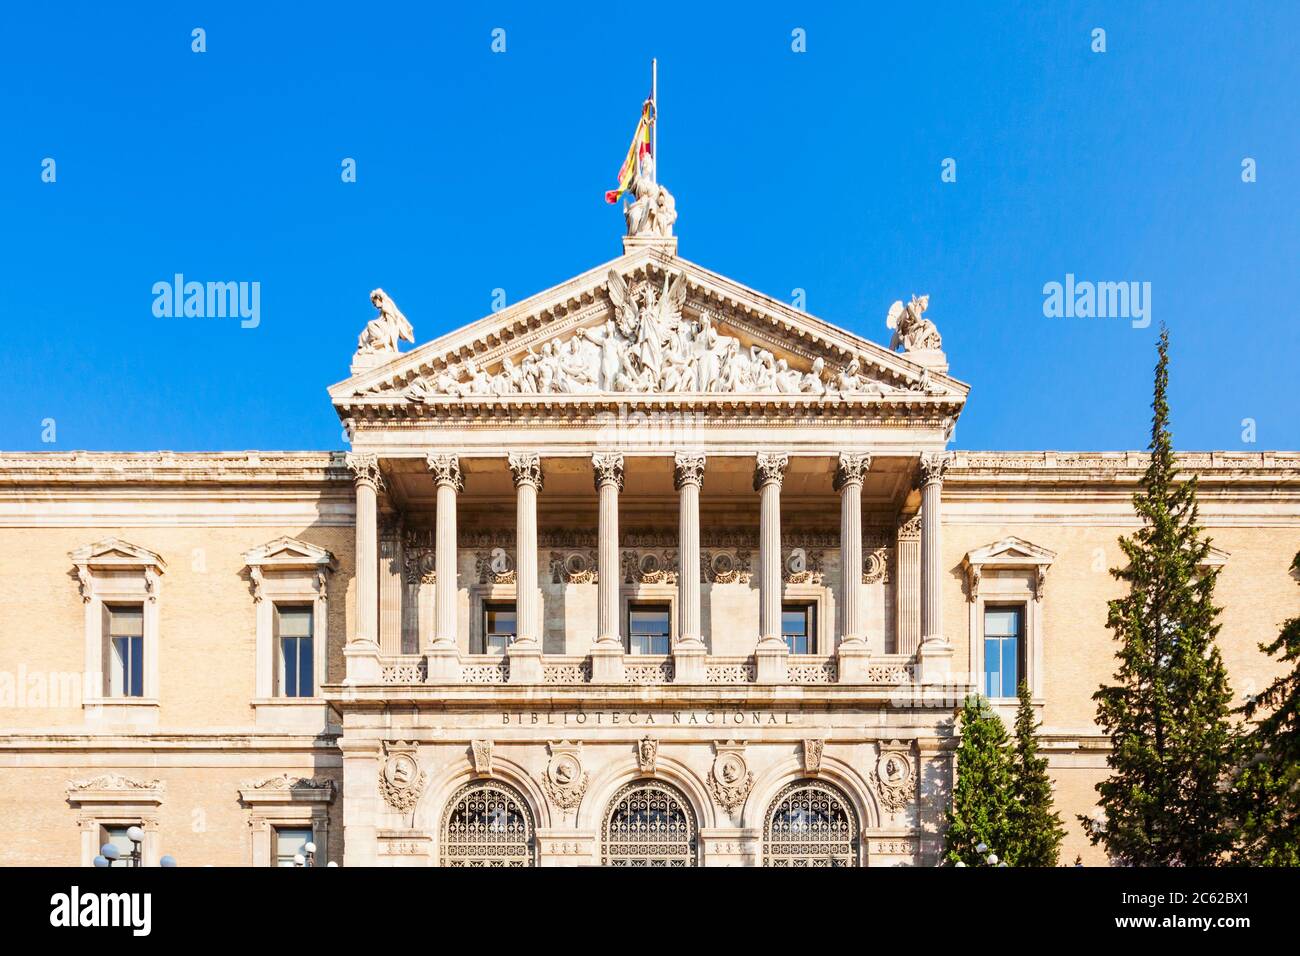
93 826 176 867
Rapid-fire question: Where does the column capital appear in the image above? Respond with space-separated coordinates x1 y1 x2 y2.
753 452 790 491
672 452 707 490
508 452 544 491
426 453 464 492
916 452 953 488
592 453 625 492
345 452 385 493
833 453 872 491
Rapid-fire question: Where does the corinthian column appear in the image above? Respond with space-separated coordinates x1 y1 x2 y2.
507 453 544 684
427 454 462 651
346 453 383 647
343 453 383 684
672 453 706 682
917 452 953 682
834 453 871 644
753 453 789 683
590 453 625 683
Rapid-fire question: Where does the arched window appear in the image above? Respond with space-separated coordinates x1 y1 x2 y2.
602 779 697 866
440 780 535 867
763 779 858 867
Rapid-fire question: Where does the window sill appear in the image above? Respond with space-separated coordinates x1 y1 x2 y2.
83 698 160 728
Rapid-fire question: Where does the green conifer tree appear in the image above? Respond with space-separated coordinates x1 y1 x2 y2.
1008 680 1065 866
1233 551 1300 865
1082 328 1238 866
945 694 1016 865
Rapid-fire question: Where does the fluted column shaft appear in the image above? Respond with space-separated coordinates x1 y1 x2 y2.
593 454 624 646
509 453 543 647
428 455 462 648
919 453 951 645
755 453 789 646
674 454 706 647
835 454 871 644
346 455 382 646
896 516 922 655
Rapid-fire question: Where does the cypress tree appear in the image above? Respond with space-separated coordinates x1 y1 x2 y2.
1233 551 1300 865
1082 327 1238 865
945 694 1016 865
1008 680 1065 865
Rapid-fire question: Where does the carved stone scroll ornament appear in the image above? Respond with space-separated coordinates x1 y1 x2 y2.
378 741 427 812
542 742 589 812
345 452 385 493
550 549 598 584
863 547 891 585
507 452 543 490
476 547 516 585
592 453 625 492
636 736 659 775
701 548 752 584
622 548 677 585
869 741 917 814
753 453 789 491
708 744 754 814
427 454 464 492
801 738 825 775
471 739 493 777
404 547 436 585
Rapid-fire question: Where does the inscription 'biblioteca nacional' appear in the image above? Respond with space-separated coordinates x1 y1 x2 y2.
500 710 800 727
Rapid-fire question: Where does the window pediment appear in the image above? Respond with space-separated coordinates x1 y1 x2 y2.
244 536 336 603
962 537 1057 601
69 538 165 603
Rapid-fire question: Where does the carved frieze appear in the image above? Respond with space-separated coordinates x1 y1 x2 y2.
404 547 436 585
551 549 598 584
783 547 825 585
701 548 753 584
476 547 516 585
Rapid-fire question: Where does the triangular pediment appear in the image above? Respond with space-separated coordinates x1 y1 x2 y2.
964 537 1057 568
330 248 968 419
69 538 166 572
244 536 337 570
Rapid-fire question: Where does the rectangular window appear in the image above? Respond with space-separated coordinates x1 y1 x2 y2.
275 604 314 698
628 603 670 655
781 603 816 655
99 824 137 867
106 605 144 697
273 826 313 867
482 602 516 655
983 606 1023 699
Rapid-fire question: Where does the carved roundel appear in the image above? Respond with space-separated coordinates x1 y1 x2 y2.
710 551 735 577
638 552 663 577
565 552 591 576
383 752 419 789
489 547 514 575
786 548 808 575
548 752 583 789
876 751 911 788
713 752 746 788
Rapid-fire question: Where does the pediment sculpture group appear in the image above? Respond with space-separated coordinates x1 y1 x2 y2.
357 278 946 401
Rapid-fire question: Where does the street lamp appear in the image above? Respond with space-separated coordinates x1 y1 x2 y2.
96 828 177 867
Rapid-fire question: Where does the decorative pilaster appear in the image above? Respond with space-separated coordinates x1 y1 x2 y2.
427 454 463 681
917 452 953 682
673 453 706 683
507 452 543 684
344 453 383 684
754 452 789 683
835 453 872 682
895 515 922 655
591 453 625 683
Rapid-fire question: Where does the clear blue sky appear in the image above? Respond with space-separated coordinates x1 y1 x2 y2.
3 1 1296 452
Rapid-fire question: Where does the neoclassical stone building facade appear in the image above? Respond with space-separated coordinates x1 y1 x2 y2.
0 224 1296 867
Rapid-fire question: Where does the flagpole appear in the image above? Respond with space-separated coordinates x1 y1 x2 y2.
651 58 657 171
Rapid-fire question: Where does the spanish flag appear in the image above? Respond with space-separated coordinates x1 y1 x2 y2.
604 98 655 204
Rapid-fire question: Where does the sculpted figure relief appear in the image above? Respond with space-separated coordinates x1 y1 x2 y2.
357 289 414 356
887 294 943 353
410 271 896 400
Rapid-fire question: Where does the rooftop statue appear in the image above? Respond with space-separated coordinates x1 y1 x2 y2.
356 289 414 357
887 295 943 353
624 152 677 239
